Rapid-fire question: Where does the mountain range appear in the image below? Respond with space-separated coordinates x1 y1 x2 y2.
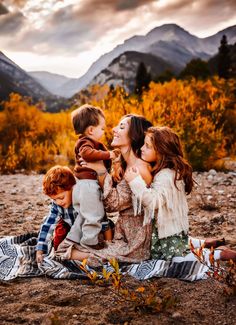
1 23 236 106
0 51 70 111
29 71 75 96
56 24 236 97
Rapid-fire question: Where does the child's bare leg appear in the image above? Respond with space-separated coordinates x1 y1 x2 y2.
218 247 236 261
189 237 226 249
204 238 226 249
70 248 89 261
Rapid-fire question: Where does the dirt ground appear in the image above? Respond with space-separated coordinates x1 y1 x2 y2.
0 171 235 325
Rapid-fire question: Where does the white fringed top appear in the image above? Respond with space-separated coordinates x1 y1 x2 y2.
129 168 189 239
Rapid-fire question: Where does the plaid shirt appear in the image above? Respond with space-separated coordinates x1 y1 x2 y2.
36 201 78 253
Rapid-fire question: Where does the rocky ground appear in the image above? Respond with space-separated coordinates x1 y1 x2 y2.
0 171 235 325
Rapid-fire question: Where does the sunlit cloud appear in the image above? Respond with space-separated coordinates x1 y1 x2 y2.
0 0 235 77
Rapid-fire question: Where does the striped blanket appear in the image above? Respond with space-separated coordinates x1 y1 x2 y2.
0 233 209 282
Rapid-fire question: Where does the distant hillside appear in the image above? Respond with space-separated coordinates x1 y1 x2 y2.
29 71 74 96
59 24 236 97
0 52 70 112
90 51 175 92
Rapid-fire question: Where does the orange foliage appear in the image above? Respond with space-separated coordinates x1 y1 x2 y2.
0 93 75 173
0 77 235 173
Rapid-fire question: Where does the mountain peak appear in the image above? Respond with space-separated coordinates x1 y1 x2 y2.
146 23 194 39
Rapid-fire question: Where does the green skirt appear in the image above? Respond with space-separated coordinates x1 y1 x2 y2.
151 227 190 260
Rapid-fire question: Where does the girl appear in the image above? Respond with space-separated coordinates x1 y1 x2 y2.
125 126 236 262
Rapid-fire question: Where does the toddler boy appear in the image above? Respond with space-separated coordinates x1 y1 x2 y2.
66 104 117 248
36 165 77 263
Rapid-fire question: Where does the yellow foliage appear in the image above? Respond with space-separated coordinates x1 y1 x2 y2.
0 78 235 173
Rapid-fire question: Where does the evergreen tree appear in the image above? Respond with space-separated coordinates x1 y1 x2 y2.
135 62 151 95
179 58 210 80
154 69 175 83
109 84 115 92
218 35 231 79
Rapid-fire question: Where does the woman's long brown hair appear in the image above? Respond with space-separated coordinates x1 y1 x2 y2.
147 126 193 194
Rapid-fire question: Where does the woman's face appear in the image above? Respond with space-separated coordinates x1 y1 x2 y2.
111 117 131 148
141 134 159 163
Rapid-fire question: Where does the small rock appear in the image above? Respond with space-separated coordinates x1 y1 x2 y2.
208 169 217 176
172 312 182 319
207 175 213 181
211 215 225 224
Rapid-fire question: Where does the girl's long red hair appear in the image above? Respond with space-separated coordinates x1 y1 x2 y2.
147 126 193 194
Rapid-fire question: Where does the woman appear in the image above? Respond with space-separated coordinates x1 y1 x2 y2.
56 114 154 265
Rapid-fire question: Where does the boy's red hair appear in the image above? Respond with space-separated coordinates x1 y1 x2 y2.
43 165 76 196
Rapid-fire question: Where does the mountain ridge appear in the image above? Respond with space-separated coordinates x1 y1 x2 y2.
2 24 235 100
57 23 236 97
0 51 70 112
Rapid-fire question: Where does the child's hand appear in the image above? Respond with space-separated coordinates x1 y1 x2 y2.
124 167 140 183
36 250 44 264
109 149 121 160
109 151 116 160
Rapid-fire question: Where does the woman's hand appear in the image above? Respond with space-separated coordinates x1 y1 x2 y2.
124 166 140 183
79 158 106 173
79 158 107 187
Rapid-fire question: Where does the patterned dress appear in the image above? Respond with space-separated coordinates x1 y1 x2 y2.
151 228 190 260
56 173 152 265
87 174 152 265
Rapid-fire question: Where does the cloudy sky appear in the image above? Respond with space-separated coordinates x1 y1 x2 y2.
0 0 236 78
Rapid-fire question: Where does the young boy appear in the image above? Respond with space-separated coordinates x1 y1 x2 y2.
36 165 77 264
66 104 117 248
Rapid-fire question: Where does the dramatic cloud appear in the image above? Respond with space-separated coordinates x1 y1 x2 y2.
0 11 25 34
0 0 235 76
76 0 155 12
2 1 156 54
